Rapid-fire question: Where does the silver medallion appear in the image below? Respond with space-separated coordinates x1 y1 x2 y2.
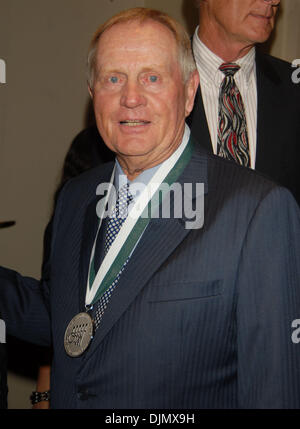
64 312 94 357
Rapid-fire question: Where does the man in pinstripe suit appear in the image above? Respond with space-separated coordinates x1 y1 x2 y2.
0 8 300 408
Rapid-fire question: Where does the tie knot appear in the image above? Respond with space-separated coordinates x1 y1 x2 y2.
118 182 133 201
219 63 240 77
115 183 133 218
104 182 133 256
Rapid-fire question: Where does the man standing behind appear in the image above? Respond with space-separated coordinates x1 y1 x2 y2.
188 0 300 203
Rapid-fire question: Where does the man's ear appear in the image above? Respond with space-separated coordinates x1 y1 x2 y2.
185 70 200 117
88 85 93 99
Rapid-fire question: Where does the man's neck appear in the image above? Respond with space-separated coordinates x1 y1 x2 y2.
116 146 179 182
116 127 187 181
197 26 254 62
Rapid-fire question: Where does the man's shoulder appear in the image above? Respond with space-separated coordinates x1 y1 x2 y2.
193 145 299 217
192 143 283 197
57 161 115 209
256 49 292 71
256 49 300 92
69 161 115 190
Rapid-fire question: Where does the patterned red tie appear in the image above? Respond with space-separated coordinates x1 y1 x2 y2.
217 63 251 167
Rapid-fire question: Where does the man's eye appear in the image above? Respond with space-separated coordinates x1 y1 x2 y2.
149 75 158 83
109 76 119 84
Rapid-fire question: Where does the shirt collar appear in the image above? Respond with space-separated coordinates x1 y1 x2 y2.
193 26 256 87
115 159 161 191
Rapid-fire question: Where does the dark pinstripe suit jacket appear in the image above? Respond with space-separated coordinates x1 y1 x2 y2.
0 143 300 408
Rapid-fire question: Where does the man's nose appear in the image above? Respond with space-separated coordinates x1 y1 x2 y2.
120 80 147 108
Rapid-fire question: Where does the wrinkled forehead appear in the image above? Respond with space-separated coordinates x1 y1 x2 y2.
95 20 179 65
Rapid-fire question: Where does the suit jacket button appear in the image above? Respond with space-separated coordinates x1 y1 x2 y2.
77 387 96 401
77 388 88 400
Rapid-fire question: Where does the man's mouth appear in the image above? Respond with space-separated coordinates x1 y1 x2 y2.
120 120 151 127
249 8 274 20
251 13 272 19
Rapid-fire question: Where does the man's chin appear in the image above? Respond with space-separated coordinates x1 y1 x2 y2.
116 150 152 159
249 24 274 43
255 32 273 44
113 140 155 159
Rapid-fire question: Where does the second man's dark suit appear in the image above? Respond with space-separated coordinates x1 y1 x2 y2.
187 49 300 204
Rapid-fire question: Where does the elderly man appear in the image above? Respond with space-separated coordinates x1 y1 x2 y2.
0 8 300 409
188 0 300 204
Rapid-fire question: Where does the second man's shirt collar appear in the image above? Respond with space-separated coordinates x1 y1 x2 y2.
193 26 256 88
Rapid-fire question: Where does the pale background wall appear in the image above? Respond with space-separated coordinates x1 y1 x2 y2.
0 0 299 409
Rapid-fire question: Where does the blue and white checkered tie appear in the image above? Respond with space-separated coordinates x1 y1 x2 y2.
93 183 133 330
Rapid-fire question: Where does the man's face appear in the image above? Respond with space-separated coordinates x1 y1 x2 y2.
204 0 280 45
90 20 198 167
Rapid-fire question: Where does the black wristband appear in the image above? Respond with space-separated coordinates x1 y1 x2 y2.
30 390 50 405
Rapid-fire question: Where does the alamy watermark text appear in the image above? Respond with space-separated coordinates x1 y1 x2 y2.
0 319 6 344
291 59 300 84
96 180 205 230
292 319 300 344
0 58 6 84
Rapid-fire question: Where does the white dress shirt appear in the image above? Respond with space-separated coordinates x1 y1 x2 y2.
193 27 258 169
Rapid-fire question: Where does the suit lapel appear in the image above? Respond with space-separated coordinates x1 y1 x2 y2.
187 87 212 152
78 197 99 311
83 146 208 361
78 164 115 311
255 50 282 174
